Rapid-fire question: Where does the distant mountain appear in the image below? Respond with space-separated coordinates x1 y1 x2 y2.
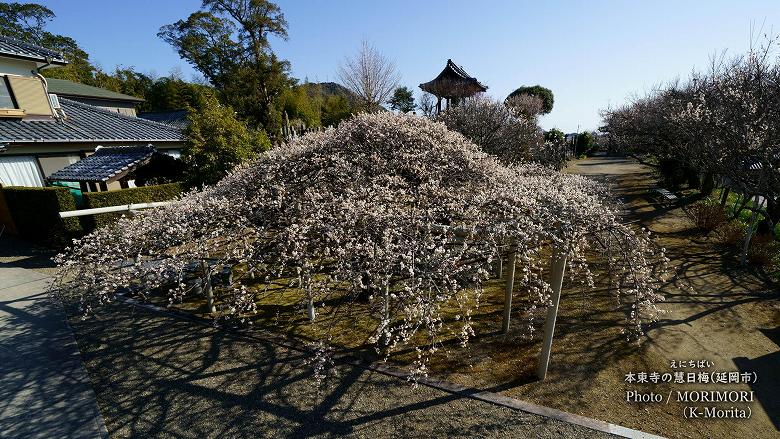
303 82 358 104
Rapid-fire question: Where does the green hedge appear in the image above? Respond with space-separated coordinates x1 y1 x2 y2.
2 186 82 247
81 182 181 231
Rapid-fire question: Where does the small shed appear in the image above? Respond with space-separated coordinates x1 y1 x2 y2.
48 145 156 192
419 59 487 114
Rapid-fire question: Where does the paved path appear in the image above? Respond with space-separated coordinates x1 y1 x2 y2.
0 265 108 439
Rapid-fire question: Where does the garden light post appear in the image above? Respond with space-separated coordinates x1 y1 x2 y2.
537 243 567 380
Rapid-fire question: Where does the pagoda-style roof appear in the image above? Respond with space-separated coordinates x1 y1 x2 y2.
419 59 487 99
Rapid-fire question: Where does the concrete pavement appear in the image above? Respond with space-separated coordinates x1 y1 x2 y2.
0 265 108 439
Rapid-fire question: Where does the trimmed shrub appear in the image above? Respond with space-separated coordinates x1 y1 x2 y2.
685 199 726 232
747 235 780 266
2 186 82 247
714 220 747 245
81 183 181 231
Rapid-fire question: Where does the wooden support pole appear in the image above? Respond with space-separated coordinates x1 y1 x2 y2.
537 244 567 380
501 250 517 334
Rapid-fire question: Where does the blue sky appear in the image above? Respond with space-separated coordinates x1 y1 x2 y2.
36 0 780 132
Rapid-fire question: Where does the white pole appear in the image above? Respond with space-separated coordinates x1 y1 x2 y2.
501 250 517 334
59 201 173 218
201 260 216 314
307 298 316 321
537 243 567 380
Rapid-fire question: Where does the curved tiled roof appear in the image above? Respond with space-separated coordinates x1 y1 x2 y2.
0 35 67 65
48 145 156 182
419 59 487 98
0 98 183 143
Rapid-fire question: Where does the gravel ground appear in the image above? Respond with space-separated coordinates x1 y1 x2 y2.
69 302 616 438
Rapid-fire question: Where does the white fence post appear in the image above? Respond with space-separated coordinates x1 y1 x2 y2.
501 249 517 334
537 243 567 380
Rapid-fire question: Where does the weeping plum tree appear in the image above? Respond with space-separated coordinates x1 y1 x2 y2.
54 113 666 378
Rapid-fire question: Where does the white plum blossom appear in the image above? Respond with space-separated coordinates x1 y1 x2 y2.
53 112 666 376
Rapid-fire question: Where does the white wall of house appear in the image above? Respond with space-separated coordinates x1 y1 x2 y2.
0 57 37 77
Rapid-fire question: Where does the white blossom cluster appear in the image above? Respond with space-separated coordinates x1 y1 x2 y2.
436 95 544 165
53 112 666 376
602 41 780 227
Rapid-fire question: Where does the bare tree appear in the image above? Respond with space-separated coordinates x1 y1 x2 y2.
417 91 436 117
337 41 400 112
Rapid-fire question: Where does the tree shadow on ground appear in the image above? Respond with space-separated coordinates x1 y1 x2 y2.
0 235 56 270
733 326 780 431
70 303 608 438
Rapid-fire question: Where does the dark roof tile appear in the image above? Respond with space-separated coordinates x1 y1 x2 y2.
0 98 183 143
48 145 155 182
0 35 67 65
138 109 189 130
46 78 144 103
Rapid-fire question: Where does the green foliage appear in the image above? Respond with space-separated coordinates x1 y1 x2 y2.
80 183 181 231
0 2 96 83
321 94 352 127
279 84 321 128
2 186 81 247
159 0 293 137
302 82 354 127
544 128 565 143
574 131 595 156
183 91 271 187
142 76 213 112
132 154 186 186
388 86 415 113
507 85 554 114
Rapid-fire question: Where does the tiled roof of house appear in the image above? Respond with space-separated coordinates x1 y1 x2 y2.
46 78 144 103
48 145 155 182
0 98 183 143
0 35 67 65
138 109 189 130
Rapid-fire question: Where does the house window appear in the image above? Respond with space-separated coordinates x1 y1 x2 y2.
0 156 45 187
6 75 52 116
0 77 16 109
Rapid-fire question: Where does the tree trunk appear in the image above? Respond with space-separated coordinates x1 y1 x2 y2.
720 187 731 207
741 194 761 266
700 173 715 196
